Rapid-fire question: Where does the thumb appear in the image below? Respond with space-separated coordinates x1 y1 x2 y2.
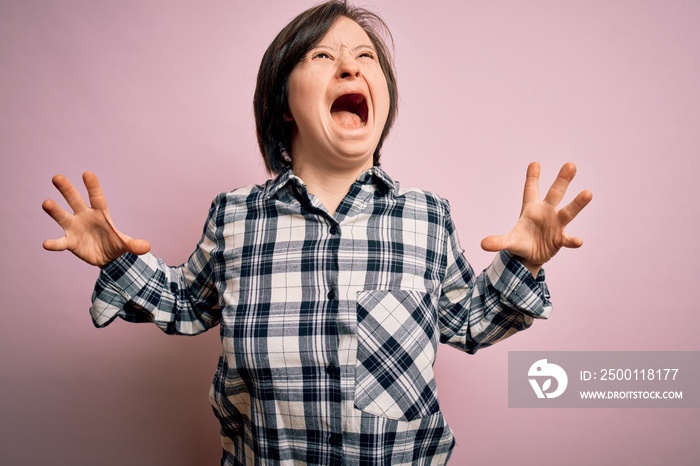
480 234 509 252
126 237 151 256
105 214 151 257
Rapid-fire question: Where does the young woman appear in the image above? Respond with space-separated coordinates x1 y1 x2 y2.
42 2 591 464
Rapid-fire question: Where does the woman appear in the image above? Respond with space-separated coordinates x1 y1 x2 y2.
42 1 591 464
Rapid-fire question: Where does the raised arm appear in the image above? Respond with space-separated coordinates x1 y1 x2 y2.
438 163 591 353
42 172 151 267
480 162 592 276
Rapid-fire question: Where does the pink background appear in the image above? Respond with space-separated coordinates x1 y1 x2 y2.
2 0 699 464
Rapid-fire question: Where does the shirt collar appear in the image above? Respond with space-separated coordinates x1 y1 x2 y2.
263 165 396 200
357 166 396 191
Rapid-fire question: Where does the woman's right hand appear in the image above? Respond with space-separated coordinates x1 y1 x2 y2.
42 172 151 267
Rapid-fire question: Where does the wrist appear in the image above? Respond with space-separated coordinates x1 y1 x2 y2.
517 257 542 278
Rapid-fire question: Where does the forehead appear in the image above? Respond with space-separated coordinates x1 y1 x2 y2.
316 16 374 48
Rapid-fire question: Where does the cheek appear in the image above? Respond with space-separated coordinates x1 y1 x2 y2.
286 77 303 119
373 76 391 123
287 75 325 122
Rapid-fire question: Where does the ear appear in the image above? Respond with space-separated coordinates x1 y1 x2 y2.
284 112 294 122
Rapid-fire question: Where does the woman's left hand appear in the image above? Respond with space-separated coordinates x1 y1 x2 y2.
480 162 593 276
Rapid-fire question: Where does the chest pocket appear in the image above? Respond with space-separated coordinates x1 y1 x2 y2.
354 289 440 421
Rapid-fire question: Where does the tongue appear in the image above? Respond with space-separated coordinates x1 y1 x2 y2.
331 109 363 129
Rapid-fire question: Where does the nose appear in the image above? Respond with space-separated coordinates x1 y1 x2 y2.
337 54 361 79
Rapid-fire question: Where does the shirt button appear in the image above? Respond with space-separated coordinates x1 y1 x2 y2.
328 433 342 446
329 225 338 235
326 363 339 376
327 290 336 300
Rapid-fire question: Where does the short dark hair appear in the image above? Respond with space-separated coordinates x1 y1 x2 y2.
253 0 398 174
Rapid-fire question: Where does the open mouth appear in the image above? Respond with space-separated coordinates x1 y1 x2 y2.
330 93 368 129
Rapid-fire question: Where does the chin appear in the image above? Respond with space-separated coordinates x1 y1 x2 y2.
330 130 381 157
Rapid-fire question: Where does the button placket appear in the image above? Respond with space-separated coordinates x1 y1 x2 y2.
323 216 343 445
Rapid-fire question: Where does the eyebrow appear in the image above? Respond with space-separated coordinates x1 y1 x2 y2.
313 44 376 53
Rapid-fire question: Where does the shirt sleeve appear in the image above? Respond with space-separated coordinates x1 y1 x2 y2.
437 202 552 354
89 197 222 335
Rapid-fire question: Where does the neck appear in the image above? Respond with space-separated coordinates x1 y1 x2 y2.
293 158 372 215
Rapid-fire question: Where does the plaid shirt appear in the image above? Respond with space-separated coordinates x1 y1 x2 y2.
91 167 551 465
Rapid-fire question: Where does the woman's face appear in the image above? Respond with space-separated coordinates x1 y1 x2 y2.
286 17 391 171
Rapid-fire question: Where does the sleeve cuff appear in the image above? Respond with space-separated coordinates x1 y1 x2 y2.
485 250 552 319
90 252 158 327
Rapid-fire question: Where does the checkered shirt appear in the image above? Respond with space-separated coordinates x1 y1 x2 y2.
91 166 552 465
